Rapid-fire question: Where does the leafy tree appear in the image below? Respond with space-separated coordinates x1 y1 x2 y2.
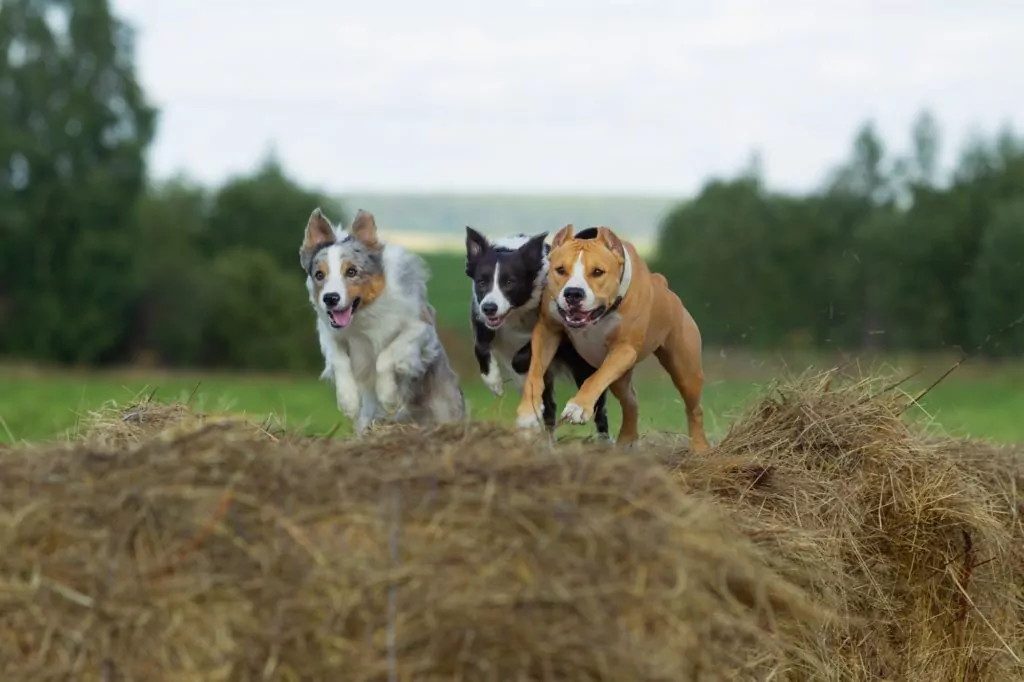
127 176 212 366
201 247 321 372
0 0 155 362
204 153 346 271
967 200 1024 356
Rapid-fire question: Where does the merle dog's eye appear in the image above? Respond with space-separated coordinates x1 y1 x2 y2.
591 268 605 277
345 266 358 278
314 271 325 281
554 266 567 276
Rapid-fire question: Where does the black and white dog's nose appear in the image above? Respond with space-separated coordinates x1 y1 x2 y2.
481 301 499 316
562 287 585 305
322 292 341 308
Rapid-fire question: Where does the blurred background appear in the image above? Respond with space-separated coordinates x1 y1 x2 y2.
1 0 1022 442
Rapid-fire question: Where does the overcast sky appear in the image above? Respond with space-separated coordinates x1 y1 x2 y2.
111 0 1024 196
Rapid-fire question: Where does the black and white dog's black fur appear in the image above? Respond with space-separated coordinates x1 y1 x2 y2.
465 227 610 439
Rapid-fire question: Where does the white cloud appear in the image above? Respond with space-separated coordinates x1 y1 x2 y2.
111 0 1024 194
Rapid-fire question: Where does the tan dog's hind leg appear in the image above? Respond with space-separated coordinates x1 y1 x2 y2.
653 344 710 454
608 371 639 447
515 318 563 431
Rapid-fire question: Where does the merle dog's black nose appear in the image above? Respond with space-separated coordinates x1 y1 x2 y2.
481 301 499 317
563 287 585 305
322 292 341 308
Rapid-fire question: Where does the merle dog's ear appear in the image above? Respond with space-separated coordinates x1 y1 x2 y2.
300 207 335 270
519 232 548 263
349 209 381 249
465 226 488 276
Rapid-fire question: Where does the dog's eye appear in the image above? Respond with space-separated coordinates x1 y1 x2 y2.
502 278 514 287
477 278 489 287
591 268 605 277
554 266 567 276
345 267 358 278
314 271 325 281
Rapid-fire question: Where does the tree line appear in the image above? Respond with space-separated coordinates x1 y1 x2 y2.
1 0 1022 373
654 116 1024 357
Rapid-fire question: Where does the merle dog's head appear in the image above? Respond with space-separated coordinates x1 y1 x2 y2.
465 227 548 329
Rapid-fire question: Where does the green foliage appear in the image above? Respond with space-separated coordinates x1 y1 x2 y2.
205 153 346 271
655 115 1024 357
967 200 1024 356
0 0 155 363
0 0 1021 371
201 247 321 372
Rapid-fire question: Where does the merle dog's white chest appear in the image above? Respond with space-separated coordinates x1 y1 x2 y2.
566 313 620 368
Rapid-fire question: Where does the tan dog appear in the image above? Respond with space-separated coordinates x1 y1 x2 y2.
514 225 709 451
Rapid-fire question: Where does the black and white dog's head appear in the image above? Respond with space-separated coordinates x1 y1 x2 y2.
465 227 549 330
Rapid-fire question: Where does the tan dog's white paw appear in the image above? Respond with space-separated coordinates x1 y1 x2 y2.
561 401 591 425
482 363 504 397
516 412 542 431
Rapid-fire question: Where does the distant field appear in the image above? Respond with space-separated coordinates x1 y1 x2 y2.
340 192 677 254
2 353 1022 445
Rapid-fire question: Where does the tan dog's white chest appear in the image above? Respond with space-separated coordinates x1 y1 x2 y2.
565 313 620 368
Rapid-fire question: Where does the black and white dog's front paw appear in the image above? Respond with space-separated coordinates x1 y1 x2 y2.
481 362 504 396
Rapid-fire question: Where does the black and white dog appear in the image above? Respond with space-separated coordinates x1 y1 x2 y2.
465 227 610 439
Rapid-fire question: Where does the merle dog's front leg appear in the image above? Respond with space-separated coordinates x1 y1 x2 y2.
473 316 503 396
513 342 556 432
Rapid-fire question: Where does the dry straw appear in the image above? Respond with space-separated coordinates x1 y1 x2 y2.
0 371 1021 681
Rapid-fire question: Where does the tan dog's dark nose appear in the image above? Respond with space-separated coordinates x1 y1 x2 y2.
563 287 585 306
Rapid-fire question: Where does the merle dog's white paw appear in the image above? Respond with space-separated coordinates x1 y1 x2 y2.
376 373 402 414
561 401 590 425
482 364 504 397
336 385 361 422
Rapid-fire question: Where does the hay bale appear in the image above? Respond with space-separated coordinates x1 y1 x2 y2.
672 372 1024 681
76 397 282 449
0 419 826 681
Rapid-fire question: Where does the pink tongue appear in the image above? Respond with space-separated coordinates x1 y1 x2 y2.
331 307 353 327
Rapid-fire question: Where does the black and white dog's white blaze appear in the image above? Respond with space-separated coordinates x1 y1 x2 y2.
465 226 610 439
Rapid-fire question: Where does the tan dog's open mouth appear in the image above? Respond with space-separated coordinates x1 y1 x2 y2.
557 304 606 328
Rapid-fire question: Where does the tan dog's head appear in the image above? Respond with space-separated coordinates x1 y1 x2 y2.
546 224 631 328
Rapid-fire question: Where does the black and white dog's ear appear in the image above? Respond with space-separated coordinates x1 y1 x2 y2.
520 232 548 263
465 226 489 276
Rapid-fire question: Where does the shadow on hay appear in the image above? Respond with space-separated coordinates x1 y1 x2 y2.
0 371 1021 681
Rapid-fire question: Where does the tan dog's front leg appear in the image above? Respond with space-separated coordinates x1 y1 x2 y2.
515 318 563 431
561 344 638 425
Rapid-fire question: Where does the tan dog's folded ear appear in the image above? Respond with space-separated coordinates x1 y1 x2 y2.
597 227 625 259
552 223 575 248
350 209 380 248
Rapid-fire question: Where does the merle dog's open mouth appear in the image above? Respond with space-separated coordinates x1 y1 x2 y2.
328 298 361 328
558 304 605 328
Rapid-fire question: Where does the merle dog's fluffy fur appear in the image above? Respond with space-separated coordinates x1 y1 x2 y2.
465 227 609 438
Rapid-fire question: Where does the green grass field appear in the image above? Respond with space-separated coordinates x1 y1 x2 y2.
2 251 1022 446
3 354 1022 446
